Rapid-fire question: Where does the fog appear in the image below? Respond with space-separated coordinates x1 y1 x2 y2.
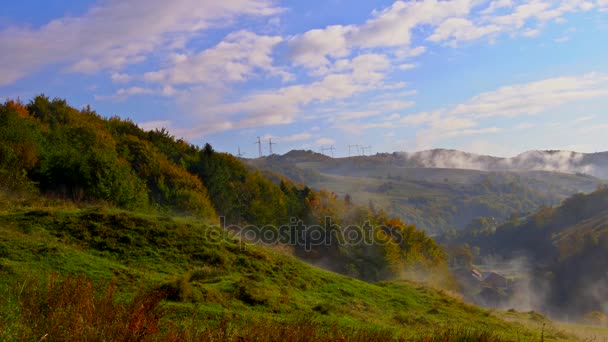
402 150 608 179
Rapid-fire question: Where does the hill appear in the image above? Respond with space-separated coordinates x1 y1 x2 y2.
0 96 456 286
247 150 603 234
448 187 608 320
0 196 590 341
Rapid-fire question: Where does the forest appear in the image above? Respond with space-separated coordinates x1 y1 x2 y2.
0 95 451 286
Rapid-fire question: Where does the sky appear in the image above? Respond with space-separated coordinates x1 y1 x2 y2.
1 0 608 158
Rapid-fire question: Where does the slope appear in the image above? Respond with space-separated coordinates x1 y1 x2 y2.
0 197 580 341
452 187 608 320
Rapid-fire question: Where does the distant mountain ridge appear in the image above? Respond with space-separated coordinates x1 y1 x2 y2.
403 149 608 179
260 149 608 179
247 149 605 234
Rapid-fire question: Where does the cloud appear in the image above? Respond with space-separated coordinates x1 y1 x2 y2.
288 0 476 70
138 120 172 132
288 25 354 69
397 72 608 149
315 137 336 146
451 73 608 118
177 52 395 135
263 132 313 143
288 0 599 70
0 0 282 85
395 46 427 60
144 30 290 85
429 0 597 45
111 73 133 83
94 87 157 101
398 63 417 70
481 0 514 15
428 18 501 46
574 115 596 123
334 110 383 121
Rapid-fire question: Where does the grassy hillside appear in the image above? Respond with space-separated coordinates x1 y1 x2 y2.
0 195 587 341
0 96 455 285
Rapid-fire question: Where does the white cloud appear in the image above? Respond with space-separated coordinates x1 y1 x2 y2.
395 46 427 60
144 30 290 85
111 73 133 83
451 73 608 118
316 137 336 146
288 0 476 69
428 18 501 46
515 122 535 129
0 0 282 85
288 0 599 70
351 0 475 48
398 63 417 70
94 87 157 101
428 0 597 45
195 53 394 130
481 0 514 15
138 120 172 131
335 110 383 121
398 72 608 149
574 115 596 123
288 25 354 69
522 28 541 37
263 132 313 143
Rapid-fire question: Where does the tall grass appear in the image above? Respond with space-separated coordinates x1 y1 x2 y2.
2 274 166 341
0 274 512 341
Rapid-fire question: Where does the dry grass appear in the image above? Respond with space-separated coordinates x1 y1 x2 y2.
0 274 514 342
7 274 166 341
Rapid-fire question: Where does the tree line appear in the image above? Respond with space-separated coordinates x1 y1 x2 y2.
0 95 452 287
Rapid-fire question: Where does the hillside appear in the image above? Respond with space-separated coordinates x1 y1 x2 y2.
248 150 603 234
0 96 455 286
0 196 590 341
448 187 608 320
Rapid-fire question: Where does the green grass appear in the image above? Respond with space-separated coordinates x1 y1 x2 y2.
0 197 589 340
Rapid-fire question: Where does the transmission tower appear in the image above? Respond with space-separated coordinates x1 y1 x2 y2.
348 144 360 157
237 146 245 158
269 138 277 155
361 145 372 156
321 145 336 157
255 136 262 157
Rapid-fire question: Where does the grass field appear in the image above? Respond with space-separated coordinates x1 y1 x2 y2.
0 193 600 341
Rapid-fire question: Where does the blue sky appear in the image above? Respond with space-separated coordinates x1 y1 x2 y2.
1 0 608 157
